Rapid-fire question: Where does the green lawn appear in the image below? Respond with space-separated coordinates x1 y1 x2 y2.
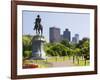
74 59 90 66
45 56 69 62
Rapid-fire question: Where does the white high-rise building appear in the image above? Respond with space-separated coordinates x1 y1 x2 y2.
72 34 79 44
75 34 79 43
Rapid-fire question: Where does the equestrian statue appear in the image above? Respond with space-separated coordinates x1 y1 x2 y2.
33 15 43 35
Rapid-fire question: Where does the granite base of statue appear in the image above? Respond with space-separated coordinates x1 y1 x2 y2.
31 35 46 60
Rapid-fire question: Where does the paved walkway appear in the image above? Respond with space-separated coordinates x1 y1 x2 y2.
51 59 77 67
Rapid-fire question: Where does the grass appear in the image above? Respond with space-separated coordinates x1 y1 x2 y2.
75 60 90 66
45 56 69 62
74 57 90 66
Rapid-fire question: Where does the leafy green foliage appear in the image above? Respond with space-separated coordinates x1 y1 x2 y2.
23 51 32 58
60 39 70 47
44 37 90 60
22 34 90 63
23 35 32 58
77 38 90 60
44 43 67 56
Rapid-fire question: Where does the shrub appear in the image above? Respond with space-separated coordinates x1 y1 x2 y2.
23 51 32 58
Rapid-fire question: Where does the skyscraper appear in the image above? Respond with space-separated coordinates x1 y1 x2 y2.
72 37 77 44
49 27 61 43
75 34 79 43
72 34 79 44
60 35 63 41
63 29 71 42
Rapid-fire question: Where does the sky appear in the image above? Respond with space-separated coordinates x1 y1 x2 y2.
22 10 90 42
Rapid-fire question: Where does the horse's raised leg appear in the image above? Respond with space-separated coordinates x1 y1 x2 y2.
36 29 38 34
41 28 43 36
38 29 40 34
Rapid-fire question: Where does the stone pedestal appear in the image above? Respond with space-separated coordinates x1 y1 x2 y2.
31 35 46 60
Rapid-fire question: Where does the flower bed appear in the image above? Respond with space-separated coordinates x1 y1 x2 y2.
23 64 38 69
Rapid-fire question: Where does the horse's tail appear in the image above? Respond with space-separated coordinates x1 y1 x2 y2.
33 26 35 30
34 24 37 30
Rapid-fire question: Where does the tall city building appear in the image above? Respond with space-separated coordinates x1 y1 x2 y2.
75 34 79 43
60 35 63 41
49 27 61 43
63 29 71 42
72 37 77 44
72 34 79 44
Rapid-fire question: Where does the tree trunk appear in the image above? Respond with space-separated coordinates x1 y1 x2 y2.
73 56 75 63
56 56 57 62
84 59 86 66
77 57 79 64
63 56 65 61
46 58 47 62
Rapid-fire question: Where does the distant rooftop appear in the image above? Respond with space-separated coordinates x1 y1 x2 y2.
65 29 69 31
50 27 60 29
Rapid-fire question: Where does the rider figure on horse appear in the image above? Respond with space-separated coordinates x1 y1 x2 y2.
34 15 43 35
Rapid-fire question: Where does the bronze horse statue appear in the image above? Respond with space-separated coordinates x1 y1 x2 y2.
33 15 43 35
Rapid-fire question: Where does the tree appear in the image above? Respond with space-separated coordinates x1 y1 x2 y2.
71 49 75 63
76 38 90 65
51 43 67 56
46 48 54 56
60 39 70 48
74 48 81 64
60 40 70 47
23 35 32 58
44 43 68 61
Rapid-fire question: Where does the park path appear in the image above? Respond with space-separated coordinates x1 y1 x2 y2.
51 59 77 67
